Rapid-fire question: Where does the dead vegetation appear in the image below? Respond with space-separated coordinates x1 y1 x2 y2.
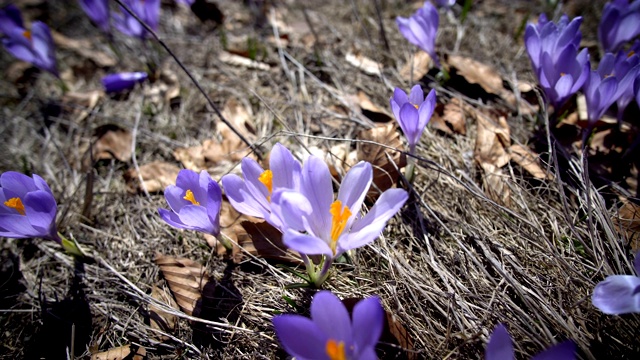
0 0 638 359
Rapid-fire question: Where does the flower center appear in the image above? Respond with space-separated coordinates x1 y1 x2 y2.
560 72 566 76
4 197 26 215
22 30 31 41
183 190 200 206
259 170 273 200
326 339 347 360
628 50 636 58
412 103 419 109
329 200 351 255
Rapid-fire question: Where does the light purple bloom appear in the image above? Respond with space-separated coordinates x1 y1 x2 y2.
0 5 58 76
524 14 590 108
435 0 456 7
583 53 622 123
486 324 576 360
592 255 640 314
272 291 384 360
113 0 160 39
158 169 222 236
102 71 148 93
599 0 640 53
396 1 440 66
221 143 301 228
79 0 110 33
390 85 436 154
611 41 640 120
0 171 61 243
274 157 408 260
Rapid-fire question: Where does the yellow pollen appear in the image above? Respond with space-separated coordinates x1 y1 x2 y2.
325 339 347 360
183 190 200 206
4 197 26 215
629 50 636 58
329 200 351 255
560 72 566 76
22 30 31 41
412 103 419 109
259 170 273 201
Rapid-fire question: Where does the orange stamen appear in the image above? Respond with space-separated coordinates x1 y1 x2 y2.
4 197 26 215
22 30 31 41
325 339 347 360
329 200 351 255
183 190 200 205
259 170 273 201
628 50 636 58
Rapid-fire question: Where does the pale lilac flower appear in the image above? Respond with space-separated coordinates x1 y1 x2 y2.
390 85 436 154
611 41 640 120
486 324 576 360
221 143 301 229
583 53 621 123
592 255 640 314
524 14 590 108
0 5 58 76
102 71 148 93
275 157 408 260
435 0 456 7
158 169 222 236
599 0 640 53
273 291 384 360
397 1 440 66
79 0 110 33
0 171 61 243
113 0 160 39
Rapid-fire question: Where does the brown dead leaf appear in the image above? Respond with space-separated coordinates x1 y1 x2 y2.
202 200 252 263
480 162 511 207
241 221 302 264
155 254 209 316
51 31 116 68
400 51 433 82
144 65 181 109
446 55 517 106
92 125 132 163
474 113 511 167
441 98 467 135
149 285 178 341
91 345 145 360
124 161 181 193
357 123 407 201
508 144 553 180
61 90 103 123
345 52 383 76
355 91 392 123
614 201 640 251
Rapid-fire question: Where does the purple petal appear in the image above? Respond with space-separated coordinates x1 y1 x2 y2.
396 17 419 46
176 169 204 202
311 291 353 344
221 174 268 218
392 87 409 107
158 208 189 231
22 190 57 239
30 22 58 76
592 275 640 314
553 73 574 102
272 315 329 359
102 72 148 93
0 5 24 34
532 341 576 360
270 143 301 190
352 296 384 350
418 88 437 130
206 181 222 235
1 172 37 197
270 190 312 232
407 85 424 105
485 324 515 360
177 205 215 234
283 230 333 257
337 161 372 219
0 213 39 238
241 157 271 206
164 185 190 213
635 255 640 276
301 156 333 240
399 103 420 147
525 25 542 69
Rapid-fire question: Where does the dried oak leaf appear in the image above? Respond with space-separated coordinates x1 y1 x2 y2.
400 51 434 82
474 113 510 168
508 144 553 180
144 65 181 109
51 31 116 68
431 98 467 135
91 345 145 360
241 221 302 264
155 254 209 316
357 123 407 201
149 285 179 341
124 161 181 193
92 125 132 162
60 90 103 123
354 91 393 123
446 55 516 106
613 201 640 251
345 51 382 76
480 162 511 207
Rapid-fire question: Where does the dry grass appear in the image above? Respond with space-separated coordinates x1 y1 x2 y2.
0 0 638 359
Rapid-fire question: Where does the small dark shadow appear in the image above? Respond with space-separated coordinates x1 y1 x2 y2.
0 249 26 310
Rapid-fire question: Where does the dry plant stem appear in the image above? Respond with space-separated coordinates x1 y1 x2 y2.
112 0 262 159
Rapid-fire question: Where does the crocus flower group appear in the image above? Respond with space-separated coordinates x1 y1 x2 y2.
599 0 640 53
113 0 160 39
102 71 148 93
485 324 576 360
79 0 110 33
273 291 384 360
390 85 437 154
524 14 589 109
396 1 440 66
0 172 61 243
0 5 58 76
592 255 640 315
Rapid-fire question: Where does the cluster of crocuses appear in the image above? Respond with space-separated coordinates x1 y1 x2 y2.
524 1 640 127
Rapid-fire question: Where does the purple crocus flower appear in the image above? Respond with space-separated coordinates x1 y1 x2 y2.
611 41 640 120
486 324 576 360
102 71 148 93
396 1 440 66
272 291 384 360
0 171 61 243
113 0 160 39
583 53 621 124
592 255 640 314
79 0 110 33
390 85 436 154
0 5 58 76
275 157 408 260
158 169 222 236
435 0 456 7
599 0 640 53
221 143 302 228
524 14 590 108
